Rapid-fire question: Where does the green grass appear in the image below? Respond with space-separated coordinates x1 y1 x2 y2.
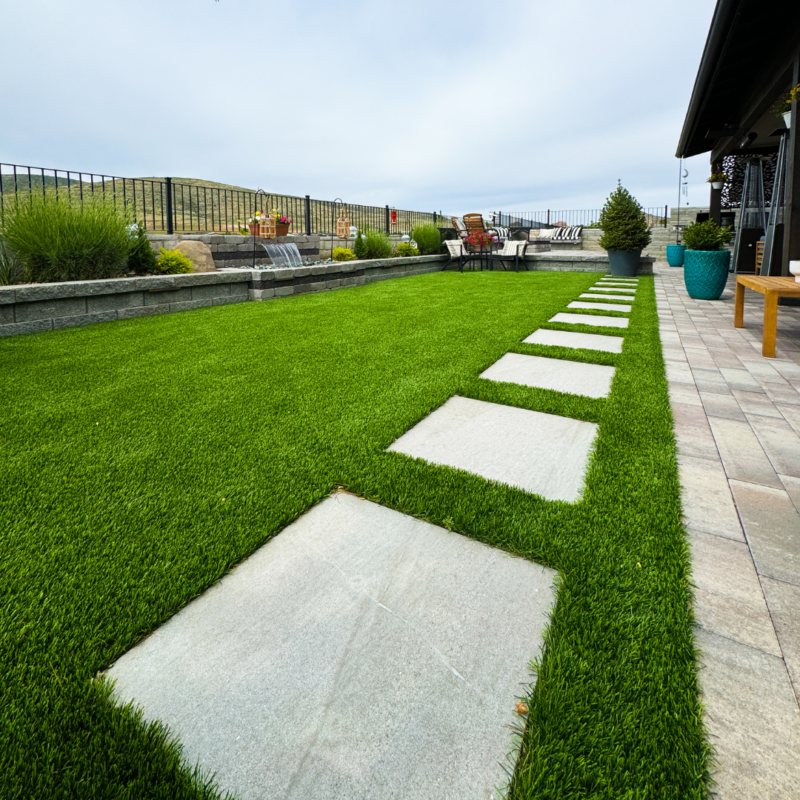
0 271 707 798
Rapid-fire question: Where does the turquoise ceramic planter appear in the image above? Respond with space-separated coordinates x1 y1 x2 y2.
666 244 687 267
683 250 731 300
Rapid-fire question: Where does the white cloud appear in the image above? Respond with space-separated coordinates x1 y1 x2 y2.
0 0 717 215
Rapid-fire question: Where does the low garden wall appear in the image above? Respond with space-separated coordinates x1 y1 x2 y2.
0 255 447 338
523 252 655 274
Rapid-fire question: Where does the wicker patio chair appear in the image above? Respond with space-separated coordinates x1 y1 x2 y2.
451 217 469 240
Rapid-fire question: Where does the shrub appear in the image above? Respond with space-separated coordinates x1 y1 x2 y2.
598 185 652 252
0 237 22 285
353 230 368 260
0 196 132 282
363 227 393 259
332 247 356 261
410 223 441 255
395 242 419 257
126 224 159 274
682 219 733 252
156 248 193 274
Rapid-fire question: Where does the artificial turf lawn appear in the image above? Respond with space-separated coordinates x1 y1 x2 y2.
0 270 708 799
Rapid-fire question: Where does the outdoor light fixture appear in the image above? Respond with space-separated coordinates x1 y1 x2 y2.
410 239 417 249
401 232 410 243
349 225 357 239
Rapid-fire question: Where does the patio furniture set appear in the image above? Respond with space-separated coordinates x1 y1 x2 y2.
445 214 585 272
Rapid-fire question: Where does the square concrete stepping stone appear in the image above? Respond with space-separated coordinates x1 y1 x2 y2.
107 493 556 800
596 282 637 288
388 396 598 502
523 328 624 353
588 286 635 293
480 352 615 399
580 293 635 301
550 312 629 329
568 301 631 313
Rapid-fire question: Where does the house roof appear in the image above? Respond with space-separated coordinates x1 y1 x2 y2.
676 0 800 158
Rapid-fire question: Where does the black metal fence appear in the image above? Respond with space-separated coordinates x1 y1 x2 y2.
494 206 669 229
0 162 450 236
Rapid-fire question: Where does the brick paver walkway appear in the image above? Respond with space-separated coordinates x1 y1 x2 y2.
656 265 800 799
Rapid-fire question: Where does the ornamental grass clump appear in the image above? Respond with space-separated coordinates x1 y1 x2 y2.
682 219 732 251
0 196 132 282
598 185 652 252
363 227 393 259
410 223 441 255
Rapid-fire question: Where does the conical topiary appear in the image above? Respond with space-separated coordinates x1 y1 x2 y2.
598 184 651 252
353 228 368 260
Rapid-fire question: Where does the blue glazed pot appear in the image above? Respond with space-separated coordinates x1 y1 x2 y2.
666 244 687 267
683 250 731 300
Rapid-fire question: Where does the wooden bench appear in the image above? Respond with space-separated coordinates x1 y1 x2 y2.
734 275 800 357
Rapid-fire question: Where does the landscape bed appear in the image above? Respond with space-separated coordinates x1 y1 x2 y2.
0 270 707 798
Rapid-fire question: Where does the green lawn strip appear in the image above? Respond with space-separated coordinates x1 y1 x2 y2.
0 270 707 798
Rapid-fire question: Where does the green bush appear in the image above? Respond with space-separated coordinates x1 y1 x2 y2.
353 230 368 260
598 185 652 252
156 248 193 274
0 236 22 285
0 196 132 282
682 219 733 251
410 223 441 255
395 242 419 257
332 246 356 261
363 227 393 259
126 224 159 274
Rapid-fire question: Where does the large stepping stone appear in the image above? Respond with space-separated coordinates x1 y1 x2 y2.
579 293 635 301
107 493 556 800
568 301 631 313
596 282 637 288
550 312 629 328
588 286 635 293
480 352 615 399
388 396 598 502
524 328 624 353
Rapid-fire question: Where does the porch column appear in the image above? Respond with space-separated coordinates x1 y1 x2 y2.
782 51 800 275
710 160 722 225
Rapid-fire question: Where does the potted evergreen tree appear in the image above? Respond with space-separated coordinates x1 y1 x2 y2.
598 184 652 277
682 219 733 300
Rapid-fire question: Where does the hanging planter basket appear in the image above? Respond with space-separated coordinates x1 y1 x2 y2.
711 181 725 190
783 111 792 129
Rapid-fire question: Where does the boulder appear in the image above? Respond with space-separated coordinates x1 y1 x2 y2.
174 241 216 273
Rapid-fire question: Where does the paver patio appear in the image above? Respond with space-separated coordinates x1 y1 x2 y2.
655 264 800 799
107 493 557 800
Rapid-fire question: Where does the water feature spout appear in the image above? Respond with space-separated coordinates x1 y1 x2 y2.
264 243 304 268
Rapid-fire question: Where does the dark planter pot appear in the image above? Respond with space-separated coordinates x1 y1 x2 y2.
684 249 731 300
606 249 641 277
666 244 687 267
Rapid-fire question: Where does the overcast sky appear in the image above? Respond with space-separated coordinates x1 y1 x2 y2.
1 0 717 216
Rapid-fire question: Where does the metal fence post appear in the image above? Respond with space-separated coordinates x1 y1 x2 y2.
304 195 311 235
385 205 390 234
664 204 668 227
433 211 437 226
165 177 174 234
546 209 550 226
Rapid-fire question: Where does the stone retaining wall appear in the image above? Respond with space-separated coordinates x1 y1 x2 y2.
523 251 655 274
0 255 447 338
148 233 411 269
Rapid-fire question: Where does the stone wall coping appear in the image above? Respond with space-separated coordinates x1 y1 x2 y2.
525 251 655 263
0 270 253 304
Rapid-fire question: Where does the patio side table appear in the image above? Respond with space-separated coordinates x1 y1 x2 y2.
734 275 800 358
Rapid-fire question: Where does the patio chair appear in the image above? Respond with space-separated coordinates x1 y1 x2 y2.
463 214 488 235
490 240 527 272
451 217 469 240
445 239 476 272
